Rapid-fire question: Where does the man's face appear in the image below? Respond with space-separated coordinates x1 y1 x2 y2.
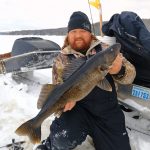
68 29 92 53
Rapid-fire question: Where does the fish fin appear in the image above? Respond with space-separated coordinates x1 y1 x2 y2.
97 78 112 91
37 84 56 109
15 119 41 144
62 57 86 81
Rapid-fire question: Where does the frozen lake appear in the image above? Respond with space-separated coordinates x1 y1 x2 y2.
0 35 150 150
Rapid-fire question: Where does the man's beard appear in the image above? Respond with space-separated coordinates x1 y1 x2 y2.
70 38 90 52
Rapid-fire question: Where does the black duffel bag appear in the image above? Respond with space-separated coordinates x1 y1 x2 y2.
102 11 150 87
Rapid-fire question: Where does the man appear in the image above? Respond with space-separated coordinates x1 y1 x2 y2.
36 11 136 150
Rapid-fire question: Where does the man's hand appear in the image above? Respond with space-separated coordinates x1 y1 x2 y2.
109 53 123 74
63 101 76 112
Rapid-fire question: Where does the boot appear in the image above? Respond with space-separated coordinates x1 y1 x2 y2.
36 144 47 150
35 139 51 150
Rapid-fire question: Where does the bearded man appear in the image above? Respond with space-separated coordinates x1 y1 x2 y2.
36 11 135 150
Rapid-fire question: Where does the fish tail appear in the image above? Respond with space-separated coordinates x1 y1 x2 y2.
15 119 41 144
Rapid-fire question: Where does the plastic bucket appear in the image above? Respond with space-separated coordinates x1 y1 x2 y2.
99 36 116 46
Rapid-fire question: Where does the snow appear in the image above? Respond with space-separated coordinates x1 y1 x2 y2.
0 35 150 149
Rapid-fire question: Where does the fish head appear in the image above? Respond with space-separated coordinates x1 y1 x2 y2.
90 43 121 70
94 43 121 92
102 43 121 66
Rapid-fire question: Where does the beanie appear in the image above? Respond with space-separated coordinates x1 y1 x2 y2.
67 11 91 33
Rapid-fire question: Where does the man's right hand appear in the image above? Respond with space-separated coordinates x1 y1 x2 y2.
63 101 76 112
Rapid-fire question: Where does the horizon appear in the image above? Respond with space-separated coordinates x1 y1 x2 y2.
0 18 150 33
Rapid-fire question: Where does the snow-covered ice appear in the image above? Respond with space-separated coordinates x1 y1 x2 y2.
0 35 150 150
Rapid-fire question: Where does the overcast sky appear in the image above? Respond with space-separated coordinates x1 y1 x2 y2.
0 0 150 31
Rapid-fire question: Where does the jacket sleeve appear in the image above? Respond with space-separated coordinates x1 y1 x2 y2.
112 57 136 84
52 53 69 84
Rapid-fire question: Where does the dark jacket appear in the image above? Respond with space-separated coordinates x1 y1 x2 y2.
102 11 150 87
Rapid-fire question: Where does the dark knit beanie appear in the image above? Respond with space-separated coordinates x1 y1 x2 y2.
68 11 91 33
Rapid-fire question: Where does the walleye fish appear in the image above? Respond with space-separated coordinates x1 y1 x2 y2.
15 43 121 144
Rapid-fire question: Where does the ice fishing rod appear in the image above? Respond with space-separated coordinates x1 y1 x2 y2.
87 0 96 35
87 0 103 36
